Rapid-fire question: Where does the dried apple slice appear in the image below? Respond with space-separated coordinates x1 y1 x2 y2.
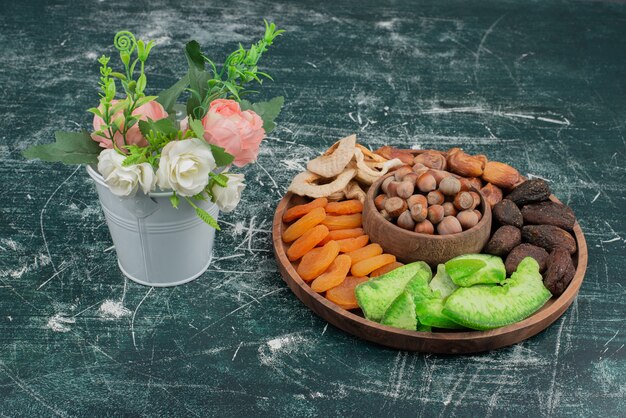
307 134 357 178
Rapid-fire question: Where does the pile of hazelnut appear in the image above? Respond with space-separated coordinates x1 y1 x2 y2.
373 147 523 236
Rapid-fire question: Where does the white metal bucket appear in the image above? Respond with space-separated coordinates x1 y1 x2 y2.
87 165 218 287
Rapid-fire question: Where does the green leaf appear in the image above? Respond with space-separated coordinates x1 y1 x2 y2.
156 75 189 114
22 131 102 164
185 41 205 71
122 153 144 166
195 206 220 230
189 119 204 139
136 74 147 93
170 194 180 209
185 41 211 118
87 107 103 118
134 95 157 109
210 144 235 167
239 96 284 132
192 192 208 201
138 118 178 138
210 172 228 187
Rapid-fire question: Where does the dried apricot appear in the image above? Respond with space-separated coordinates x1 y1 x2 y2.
326 276 370 309
287 225 329 261
297 241 340 282
282 207 326 243
322 213 362 230
369 261 404 278
335 235 369 253
351 254 397 277
318 228 365 246
325 199 363 215
346 243 383 265
311 254 352 293
282 198 328 223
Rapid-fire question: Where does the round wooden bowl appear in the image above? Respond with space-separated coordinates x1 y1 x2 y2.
362 173 492 266
272 192 588 354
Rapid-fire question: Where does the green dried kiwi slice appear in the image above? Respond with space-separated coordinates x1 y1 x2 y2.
444 254 506 287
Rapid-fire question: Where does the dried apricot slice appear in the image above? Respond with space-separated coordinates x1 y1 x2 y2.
326 276 370 309
318 228 365 246
335 235 369 253
311 254 352 293
346 243 383 265
287 225 330 261
369 261 404 278
297 241 340 282
322 213 362 230
351 254 397 277
282 207 326 243
283 198 328 223
325 199 363 215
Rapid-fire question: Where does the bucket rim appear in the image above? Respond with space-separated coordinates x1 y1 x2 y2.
86 164 174 198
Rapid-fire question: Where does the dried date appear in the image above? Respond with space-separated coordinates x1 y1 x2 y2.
506 179 551 206
521 201 575 231
522 225 577 254
484 225 522 257
493 199 523 228
543 247 575 296
505 243 549 275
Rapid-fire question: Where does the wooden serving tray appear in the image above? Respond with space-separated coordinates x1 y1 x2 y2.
272 192 587 354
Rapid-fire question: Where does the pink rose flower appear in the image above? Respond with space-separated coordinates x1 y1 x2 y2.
91 100 168 150
184 99 265 167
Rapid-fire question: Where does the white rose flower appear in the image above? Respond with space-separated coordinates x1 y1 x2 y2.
212 173 245 213
97 149 156 197
157 138 216 196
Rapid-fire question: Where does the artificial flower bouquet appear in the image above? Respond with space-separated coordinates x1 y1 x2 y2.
24 21 284 229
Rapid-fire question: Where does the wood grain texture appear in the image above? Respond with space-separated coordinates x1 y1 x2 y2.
1 0 625 416
362 172 492 266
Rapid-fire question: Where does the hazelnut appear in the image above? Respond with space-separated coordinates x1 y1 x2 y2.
381 176 394 194
397 211 416 230
442 202 457 217
474 209 483 222
468 177 483 190
412 163 429 177
402 172 419 186
428 204 445 224
417 173 437 193
446 148 485 177
459 177 472 192
387 181 400 197
380 209 392 221
482 161 520 190
427 190 445 206
413 151 447 170
457 210 479 230
407 194 427 209
396 180 415 199
453 191 474 211
374 194 387 211
469 191 481 209
414 219 435 235
480 183 503 208
439 177 461 196
437 216 463 235
394 165 414 181
427 169 449 185
410 203 428 222
384 197 408 218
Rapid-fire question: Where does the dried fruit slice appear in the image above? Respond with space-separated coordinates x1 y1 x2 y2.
325 199 363 215
286 225 329 261
335 235 369 253
283 198 328 223
443 257 552 330
288 169 356 199
282 207 326 243
307 134 356 178
325 276 369 309
351 254 396 277
346 243 383 265
404 274 463 329
322 213 363 230
355 261 431 321
311 254 352 293
318 228 365 246
370 261 404 278
429 264 458 299
444 254 506 287
381 292 417 331
297 241 340 282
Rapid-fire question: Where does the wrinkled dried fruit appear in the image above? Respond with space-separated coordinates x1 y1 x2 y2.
446 148 485 177
297 240 341 281
414 151 447 170
480 183 503 208
351 254 397 277
543 247 576 296
325 199 363 215
322 213 363 230
505 243 549 275
482 161 521 189
311 254 352 293
283 198 328 223
493 199 523 228
335 235 370 253
318 227 365 246
287 225 330 261
521 201 576 231
485 225 522 257
522 225 577 254
506 179 551 206
326 276 370 309
346 243 383 265
282 207 327 243
375 146 415 165
370 261 404 278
